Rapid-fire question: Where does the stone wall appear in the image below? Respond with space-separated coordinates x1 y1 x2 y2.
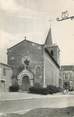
61 69 74 89
0 64 12 92
7 40 44 87
44 51 60 87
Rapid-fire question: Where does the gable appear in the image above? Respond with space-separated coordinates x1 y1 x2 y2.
7 27 53 51
7 39 42 52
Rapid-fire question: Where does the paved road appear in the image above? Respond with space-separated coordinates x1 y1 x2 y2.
0 93 74 114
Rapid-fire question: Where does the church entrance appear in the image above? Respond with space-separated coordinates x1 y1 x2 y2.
21 75 30 91
18 69 33 91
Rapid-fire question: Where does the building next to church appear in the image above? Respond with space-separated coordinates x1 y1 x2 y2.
61 65 74 90
7 28 61 91
0 63 13 92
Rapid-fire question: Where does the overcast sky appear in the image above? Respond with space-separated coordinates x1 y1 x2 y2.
0 0 74 65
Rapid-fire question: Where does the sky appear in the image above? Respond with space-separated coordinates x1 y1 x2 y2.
0 0 74 65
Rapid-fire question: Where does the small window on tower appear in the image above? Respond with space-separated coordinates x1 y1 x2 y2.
51 50 53 56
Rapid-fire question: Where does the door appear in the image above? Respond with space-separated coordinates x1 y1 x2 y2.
22 75 30 91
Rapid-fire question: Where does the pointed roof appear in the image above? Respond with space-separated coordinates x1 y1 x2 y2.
8 27 53 50
45 27 53 47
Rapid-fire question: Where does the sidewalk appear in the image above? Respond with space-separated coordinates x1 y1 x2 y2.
0 91 73 101
0 92 63 101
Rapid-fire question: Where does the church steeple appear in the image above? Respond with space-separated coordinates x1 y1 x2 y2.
45 27 53 47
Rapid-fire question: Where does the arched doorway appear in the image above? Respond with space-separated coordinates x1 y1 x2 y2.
17 69 33 91
21 75 30 91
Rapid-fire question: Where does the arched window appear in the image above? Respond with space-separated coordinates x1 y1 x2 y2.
36 66 41 76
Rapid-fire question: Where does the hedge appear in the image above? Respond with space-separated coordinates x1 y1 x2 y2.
29 87 49 95
29 85 62 95
47 85 62 93
9 85 19 92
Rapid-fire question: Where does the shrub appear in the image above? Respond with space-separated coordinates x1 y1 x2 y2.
29 85 62 95
29 87 49 95
47 85 62 93
9 85 19 92
69 88 74 91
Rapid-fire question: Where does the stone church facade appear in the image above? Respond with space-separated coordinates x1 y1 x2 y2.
7 28 61 91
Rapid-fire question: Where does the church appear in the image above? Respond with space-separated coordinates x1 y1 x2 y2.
7 28 61 91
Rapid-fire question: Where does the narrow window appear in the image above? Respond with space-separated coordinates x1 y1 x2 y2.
3 68 6 76
51 50 53 56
